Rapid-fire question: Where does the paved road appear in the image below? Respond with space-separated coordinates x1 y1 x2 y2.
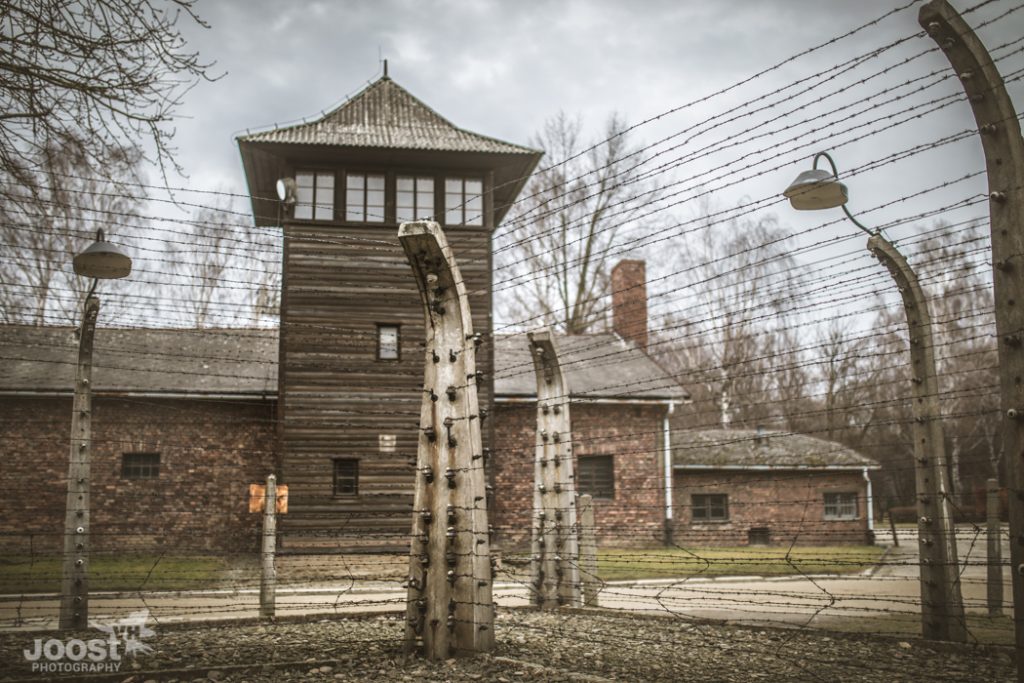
0 528 1010 633
597 527 1011 631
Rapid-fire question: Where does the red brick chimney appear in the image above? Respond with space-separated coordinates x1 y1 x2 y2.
611 259 648 350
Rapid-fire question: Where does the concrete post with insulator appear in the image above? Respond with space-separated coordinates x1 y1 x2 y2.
578 493 599 607
867 234 965 642
400 221 493 659
59 295 99 630
528 328 581 609
919 0 1024 670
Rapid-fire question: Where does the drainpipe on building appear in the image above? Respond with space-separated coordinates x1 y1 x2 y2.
863 466 875 538
664 401 675 546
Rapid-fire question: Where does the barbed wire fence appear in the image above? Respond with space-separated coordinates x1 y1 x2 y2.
0 0 1020 680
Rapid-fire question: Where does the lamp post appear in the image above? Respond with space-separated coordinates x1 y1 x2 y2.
59 229 131 630
783 152 966 642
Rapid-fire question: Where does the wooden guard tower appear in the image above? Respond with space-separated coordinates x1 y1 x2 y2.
237 73 542 551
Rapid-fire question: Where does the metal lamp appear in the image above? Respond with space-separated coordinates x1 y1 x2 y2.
783 167 848 211
782 151 871 235
73 229 132 280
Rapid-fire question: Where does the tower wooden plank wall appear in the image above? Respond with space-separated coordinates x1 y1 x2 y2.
237 75 542 552
278 224 493 550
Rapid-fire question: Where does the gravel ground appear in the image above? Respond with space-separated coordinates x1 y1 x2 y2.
0 609 1014 682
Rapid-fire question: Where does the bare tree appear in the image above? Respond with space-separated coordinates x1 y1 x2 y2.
773 328 813 433
0 136 144 324
655 210 806 430
170 193 281 327
654 211 805 429
828 304 916 506
817 320 872 442
0 0 215 186
0 0 216 327
497 112 663 333
915 221 999 501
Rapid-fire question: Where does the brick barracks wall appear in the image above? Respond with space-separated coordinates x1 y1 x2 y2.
671 470 871 546
0 397 276 553
492 402 668 549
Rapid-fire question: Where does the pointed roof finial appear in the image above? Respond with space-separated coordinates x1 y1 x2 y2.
383 58 389 79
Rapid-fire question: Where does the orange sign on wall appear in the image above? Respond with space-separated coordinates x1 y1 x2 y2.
249 484 289 514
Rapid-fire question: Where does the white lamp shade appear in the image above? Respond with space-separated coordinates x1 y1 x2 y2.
73 239 132 279
783 168 849 211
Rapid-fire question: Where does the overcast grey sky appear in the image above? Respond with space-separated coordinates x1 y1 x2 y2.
155 0 1023 328
167 0 1021 222
173 1 955 189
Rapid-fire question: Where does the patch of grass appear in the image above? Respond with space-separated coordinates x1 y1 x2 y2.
596 545 885 581
813 611 1014 646
0 554 233 594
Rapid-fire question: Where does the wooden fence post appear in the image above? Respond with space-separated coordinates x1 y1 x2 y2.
988 478 1004 616
401 221 493 659
578 494 599 607
528 329 581 609
260 474 277 619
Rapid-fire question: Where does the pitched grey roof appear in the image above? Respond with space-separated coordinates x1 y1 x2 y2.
0 326 278 396
237 75 543 229
238 77 539 156
494 333 689 401
0 327 687 402
672 429 878 469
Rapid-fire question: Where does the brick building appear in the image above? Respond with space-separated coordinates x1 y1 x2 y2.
670 429 879 546
492 333 686 548
490 259 687 548
0 71 691 555
0 325 878 553
0 265 687 553
0 326 277 553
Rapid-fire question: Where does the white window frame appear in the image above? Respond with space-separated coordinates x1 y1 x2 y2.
346 172 386 223
294 171 334 221
691 493 729 522
444 177 484 226
823 492 858 520
396 176 435 223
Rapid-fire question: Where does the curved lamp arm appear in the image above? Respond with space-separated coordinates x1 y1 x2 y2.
812 151 876 237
